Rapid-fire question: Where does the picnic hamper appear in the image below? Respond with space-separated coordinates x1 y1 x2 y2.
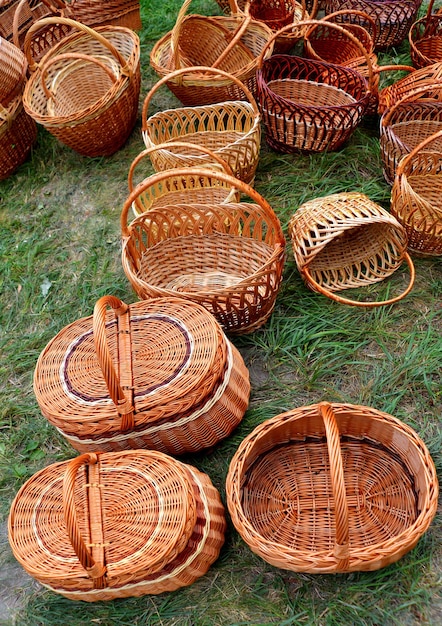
288 192 415 306
142 66 261 185
22 17 140 156
8 449 226 600
33 295 250 454
409 0 442 69
226 401 438 573
391 128 442 256
0 35 28 105
0 91 37 179
256 20 371 153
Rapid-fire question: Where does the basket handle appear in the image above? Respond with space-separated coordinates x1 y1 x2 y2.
318 9 377 46
142 64 260 131
381 82 442 127
395 127 442 177
63 453 107 588
302 251 415 307
93 295 135 431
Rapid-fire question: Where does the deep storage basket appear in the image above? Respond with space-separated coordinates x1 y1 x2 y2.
0 92 37 180
226 401 439 573
9 450 226 600
409 0 442 69
33 295 250 454
288 191 415 306
121 169 286 334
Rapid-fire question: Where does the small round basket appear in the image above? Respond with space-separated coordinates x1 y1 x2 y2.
226 401 439 573
0 92 37 180
288 191 415 306
9 450 226 600
409 0 442 69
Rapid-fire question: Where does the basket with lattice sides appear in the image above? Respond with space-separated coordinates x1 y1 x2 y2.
226 401 439 573
409 0 442 69
9 450 226 600
390 128 442 256
33 295 250 454
288 192 415 306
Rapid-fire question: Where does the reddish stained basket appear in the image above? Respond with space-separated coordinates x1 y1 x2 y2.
409 0 442 69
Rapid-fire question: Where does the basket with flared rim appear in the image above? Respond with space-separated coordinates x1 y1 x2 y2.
377 61 442 114
142 66 261 186
0 91 37 180
22 16 140 156
226 401 439 573
8 450 226 600
149 0 274 106
33 295 250 455
288 191 415 307
256 20 372 153
409 0 442 69
390 128 442 256
121 168 286 334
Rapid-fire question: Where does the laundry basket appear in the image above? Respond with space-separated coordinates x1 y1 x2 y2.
409 0 442 69
0 92 37 180
9 450 226 600
288 191 415 306
226 401 438 573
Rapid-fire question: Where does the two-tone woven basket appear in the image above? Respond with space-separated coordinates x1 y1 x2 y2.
33 295 250 454
9 450 226 600
226 401 439 573
0 91 37 180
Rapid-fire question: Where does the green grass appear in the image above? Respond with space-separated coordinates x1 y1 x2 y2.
1 1 441 625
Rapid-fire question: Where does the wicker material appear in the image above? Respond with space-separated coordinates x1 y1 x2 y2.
226 401 438 573
34 295 249 454
410 0 442 69
9 450 226 600
142 66 261 185
121 169 286 334
391 128 442 256
288 192 415 306
377 62 442 114
68 0 141 30
0 35 27 105
150 0 274 106
256 20 371 153
0 92 37 180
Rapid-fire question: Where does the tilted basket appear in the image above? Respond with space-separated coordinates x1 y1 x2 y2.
0 92 37 180
121 169 286 334
22 17 140 156
288 192 415 306
377 61 442 114
9 450 226 600
142 66 261 186
226 401 439 573
409 0 442 69
33 295 250 454
391 128 442 256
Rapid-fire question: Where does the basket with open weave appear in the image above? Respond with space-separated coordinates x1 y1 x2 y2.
9 450 226 600
142 66 261 186
0 91 37 180
391 128 442 256
226 401 439 573
288 191 415 306
22 16 140 156
410 0 442 69
33 295 250 454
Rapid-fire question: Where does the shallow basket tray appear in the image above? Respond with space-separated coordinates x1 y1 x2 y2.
0 92 37 180
226 401 439 573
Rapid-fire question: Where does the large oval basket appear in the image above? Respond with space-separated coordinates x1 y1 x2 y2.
226 402 438 573
9 450 226 600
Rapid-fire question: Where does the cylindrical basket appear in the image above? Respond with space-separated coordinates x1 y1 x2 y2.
0 92 37 180
288 191 415 306
33 295 250 454
226 401 439 573
9 450 226 600
409 0 442 69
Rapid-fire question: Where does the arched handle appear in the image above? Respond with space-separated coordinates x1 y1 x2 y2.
318 9 377 45
63 453 107 588
302 252 415 307
12 0 67 49
92 295 135 431
381 82 442 127
395 127 442 177
142 64 260 130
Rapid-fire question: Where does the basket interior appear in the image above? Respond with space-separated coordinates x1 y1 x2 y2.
266 78 357 108
390 120 442 151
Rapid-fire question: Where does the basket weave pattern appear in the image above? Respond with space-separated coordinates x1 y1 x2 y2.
0 92 37 180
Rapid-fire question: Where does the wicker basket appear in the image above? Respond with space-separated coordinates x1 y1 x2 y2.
33 295 250 454
288 191 415 306
377 62 442 114
121 168 286 334
150 0 274 106
256 20 371 153
0 92 37 180
22 17 140 156
410 0 442 69
226 401 439 573
390 128 442 256
9 450 226 600
0 34 28 105
142 66 261 186
68 0 141 31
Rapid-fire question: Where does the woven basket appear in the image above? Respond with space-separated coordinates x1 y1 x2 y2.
410 0 442 69
34 295 250 454
226 401 439 573
142 66 261 186
9 450 226 600
0 92 37 180
0 35 28 105
68 0 141 30
150 0 274 106
256 20 371 153
121 168 286 334
377 62 442 114
22 17 140 156
390 128 442 256
288 191 415 306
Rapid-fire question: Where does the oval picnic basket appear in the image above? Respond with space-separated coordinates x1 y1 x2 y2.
33 295 250 454
226 401 439 573
9 450 226 600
